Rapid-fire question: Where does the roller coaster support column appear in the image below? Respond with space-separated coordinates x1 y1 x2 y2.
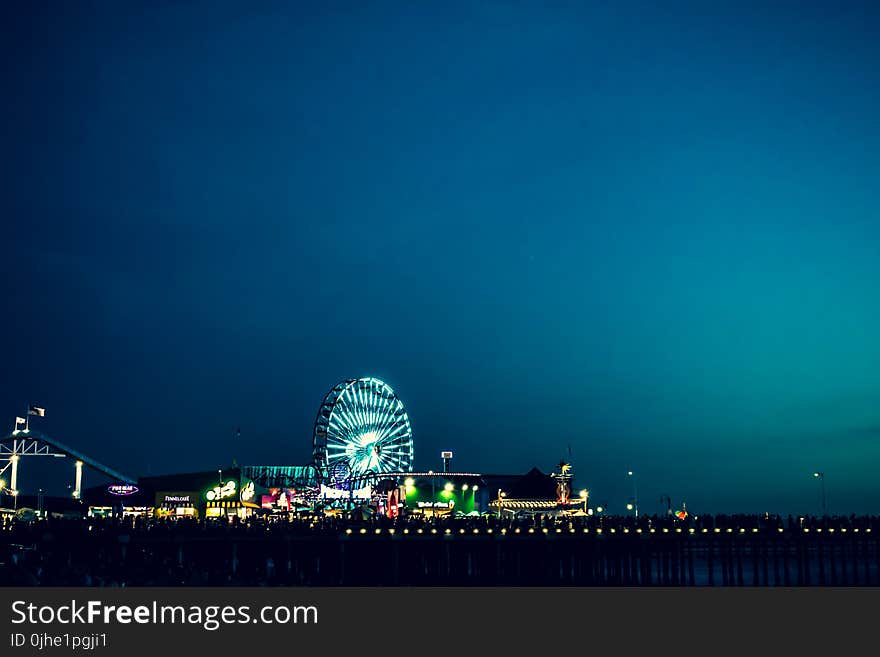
10 453 19 496
73 460 83 499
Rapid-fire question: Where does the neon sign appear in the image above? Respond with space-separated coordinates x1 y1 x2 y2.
240 480 255 502
108 484 138 496
206 480 236 501
320 484 372 500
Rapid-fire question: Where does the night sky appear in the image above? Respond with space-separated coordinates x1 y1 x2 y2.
3 1 879 515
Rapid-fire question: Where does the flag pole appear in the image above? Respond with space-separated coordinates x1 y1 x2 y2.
25 403 29 432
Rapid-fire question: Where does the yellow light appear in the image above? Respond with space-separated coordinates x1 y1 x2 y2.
739 528 745 533
388 528 395 535
816 528 822 533
403 529 409 534
360 528 367 534
610 528 616 533
444 482 454 492
804 528 810 533
676 528 682 533
827 528 834 533
689 528 695 534
501 528 507 534
579 489 588 499
626 503 634 511
375 528 381 534
584 528 589 533
636 528 642 533
487 528 492 534
663 528 669 533
778 528 784 533
752 528 758 533
650 528 655 533
555 528 561 533
727 528 733 533
529 528 535 534
596 528 602 534
345 528 352 535
515 528 521 533
445 528 451 534
431 529 437 534
542 528 548 533
461 484 469 491
473 485 479 492
404 478 415 487
713 528 720 533
473 528 479 534
623 528 629 533
459 528 465 534
596 506 604 513
417 529 423 534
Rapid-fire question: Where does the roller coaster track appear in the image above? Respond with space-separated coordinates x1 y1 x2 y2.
0 429 135 483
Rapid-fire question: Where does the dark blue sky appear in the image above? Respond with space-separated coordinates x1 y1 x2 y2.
3 1 879 514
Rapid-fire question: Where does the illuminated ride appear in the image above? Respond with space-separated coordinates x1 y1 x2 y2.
312 378 414 484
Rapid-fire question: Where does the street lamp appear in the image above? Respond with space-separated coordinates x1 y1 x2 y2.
497 489 506 519
579 489 589 513
813 472 826 516
627 470 639 518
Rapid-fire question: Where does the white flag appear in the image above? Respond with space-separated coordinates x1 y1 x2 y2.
15 416 26 427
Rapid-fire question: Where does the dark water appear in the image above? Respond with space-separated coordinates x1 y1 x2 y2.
3 521 879 586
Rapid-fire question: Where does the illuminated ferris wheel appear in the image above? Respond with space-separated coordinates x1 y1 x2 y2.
313 377 414 481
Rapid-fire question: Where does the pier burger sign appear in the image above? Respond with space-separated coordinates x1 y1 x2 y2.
107 484 139 496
